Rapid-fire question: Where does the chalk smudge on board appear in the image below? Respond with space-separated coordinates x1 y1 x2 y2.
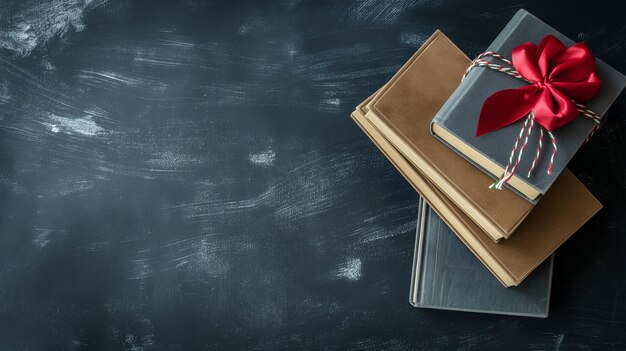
45 113 105 136
249 149 276 167
238 16 265 35
33 228 53 248
284 40 299 60
350 0 418 25
0 0 111 57
333 258 362 281
158 235 231 280
354 220 416 244
319 96 342 113
273 151 357 222
49 177 96 196
176 150 358 223
553 333 565 350
183 236 231 278
144 150 203 170
400 32 429 47
76 70 141 87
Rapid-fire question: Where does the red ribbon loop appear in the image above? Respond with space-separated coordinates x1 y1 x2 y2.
476 35 602 137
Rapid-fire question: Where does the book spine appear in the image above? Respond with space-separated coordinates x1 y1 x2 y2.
409 198 427 307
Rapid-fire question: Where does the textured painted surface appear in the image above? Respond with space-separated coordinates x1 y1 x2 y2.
0 1 624 350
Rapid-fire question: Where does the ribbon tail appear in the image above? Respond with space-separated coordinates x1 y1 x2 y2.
490 114 534 190
476 86 540 136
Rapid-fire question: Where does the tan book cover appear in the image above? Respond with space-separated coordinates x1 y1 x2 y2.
364 30 534 242
352 32 602 286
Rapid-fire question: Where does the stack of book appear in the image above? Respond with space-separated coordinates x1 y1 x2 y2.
351 10 626 317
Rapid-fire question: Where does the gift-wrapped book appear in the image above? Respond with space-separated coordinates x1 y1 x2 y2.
431 9 626 203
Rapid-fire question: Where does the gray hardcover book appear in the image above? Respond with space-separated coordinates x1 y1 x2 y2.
410 197 553 318
432 9 626 203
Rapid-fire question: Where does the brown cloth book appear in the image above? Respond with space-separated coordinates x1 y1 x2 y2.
352 31 602 287
353 98 600 287
364 30 534 242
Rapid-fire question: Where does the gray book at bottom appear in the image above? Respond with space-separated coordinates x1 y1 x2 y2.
410 197 553 318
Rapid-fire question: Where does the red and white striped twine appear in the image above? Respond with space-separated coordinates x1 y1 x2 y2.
528 126 543 177
464 52 602 191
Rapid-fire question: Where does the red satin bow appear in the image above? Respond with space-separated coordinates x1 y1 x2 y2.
476 35 602 136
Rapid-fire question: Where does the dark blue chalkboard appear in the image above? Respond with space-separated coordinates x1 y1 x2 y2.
0 1 624 350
